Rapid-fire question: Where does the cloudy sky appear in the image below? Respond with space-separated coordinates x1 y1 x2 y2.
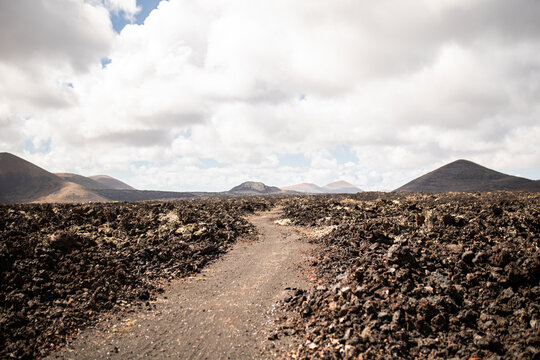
1 0 539 191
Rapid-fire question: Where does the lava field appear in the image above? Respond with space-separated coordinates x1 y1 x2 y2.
278 192 539 359
1 192 538 360
0 197 275 359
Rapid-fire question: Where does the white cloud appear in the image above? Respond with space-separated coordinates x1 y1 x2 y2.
0 0 114 153
1 0 539 190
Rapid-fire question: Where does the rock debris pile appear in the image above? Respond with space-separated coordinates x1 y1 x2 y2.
0 197 274 359
278 192 539 359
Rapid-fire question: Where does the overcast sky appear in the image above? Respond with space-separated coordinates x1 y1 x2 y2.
1 0 539 191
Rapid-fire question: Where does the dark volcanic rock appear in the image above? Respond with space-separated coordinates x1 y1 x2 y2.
0 197 276 359
278 192 539 360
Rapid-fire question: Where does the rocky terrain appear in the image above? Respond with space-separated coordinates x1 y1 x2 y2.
1 191 538 359
0 197 275 359
276 192 539 359
49 208 312 359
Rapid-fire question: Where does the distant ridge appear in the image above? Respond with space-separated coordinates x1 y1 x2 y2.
322 180 362 194
395 159 540 192
228 181 282 195
284 180 362 194
90 175 135 190
56 173 109 190
282 183 326 194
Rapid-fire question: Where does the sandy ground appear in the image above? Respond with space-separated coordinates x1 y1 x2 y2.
49 208 314 359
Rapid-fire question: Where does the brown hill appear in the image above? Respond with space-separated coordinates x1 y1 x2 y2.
90 175 135 190
395 159 540 192
322 180 362 194
0 152 65 203
0 153 109 204
282 183 326 194
0 153 203 203
228 181 283 195
56 173 109 190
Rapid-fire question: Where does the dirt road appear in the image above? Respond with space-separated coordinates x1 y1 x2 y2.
50 208 313 359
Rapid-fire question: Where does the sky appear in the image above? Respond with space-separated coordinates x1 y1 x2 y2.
1 0 539 192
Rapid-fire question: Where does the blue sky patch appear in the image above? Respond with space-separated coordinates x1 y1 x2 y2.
174 127 192 139
100 58 112 68
24 138 51 154
278 153 309 168
131 160 151 167
199 158 226 169
501 166 540 181
110 0 162 33
330 145 357 164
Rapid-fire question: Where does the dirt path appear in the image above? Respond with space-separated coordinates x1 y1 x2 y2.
50 208 313 359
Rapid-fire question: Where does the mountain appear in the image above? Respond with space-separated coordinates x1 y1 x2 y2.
322 180 362 194
0 153 208 203
0 153 107 203
282 183 326 194
228 181 283 195
56 173 109 190
89 175 135 190
283 180 362 194
0 152 65 203
395 159 540 192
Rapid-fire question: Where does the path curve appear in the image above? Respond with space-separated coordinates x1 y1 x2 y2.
50 208 313 359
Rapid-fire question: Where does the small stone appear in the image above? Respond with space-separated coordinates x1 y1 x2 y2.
360 327 371 340
499 287 514 301
461 251 475 266
442 214 456 226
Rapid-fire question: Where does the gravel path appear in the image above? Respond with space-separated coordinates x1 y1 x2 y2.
49 208 313 359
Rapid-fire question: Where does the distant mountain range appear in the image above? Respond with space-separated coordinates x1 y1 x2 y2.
1 153 538 204
0 153 290 203
0 153 109 203
395 159 540 192
283 180 362 194
0 153 136 203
